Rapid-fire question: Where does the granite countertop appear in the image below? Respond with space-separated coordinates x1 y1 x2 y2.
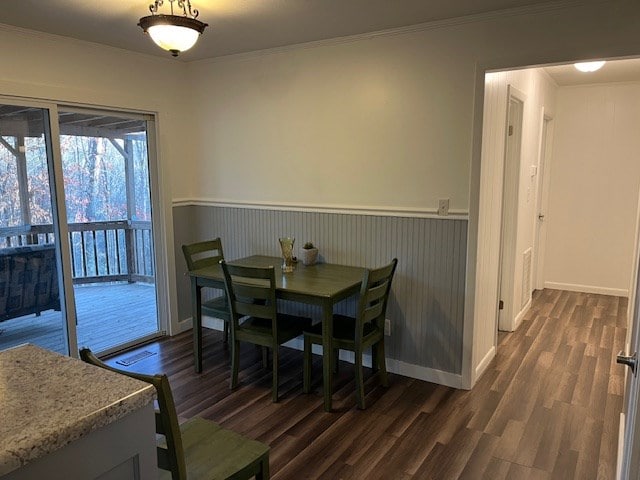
0 344 156 476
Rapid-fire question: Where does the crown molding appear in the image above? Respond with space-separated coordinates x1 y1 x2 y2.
172 198 469 220
0 23 176 64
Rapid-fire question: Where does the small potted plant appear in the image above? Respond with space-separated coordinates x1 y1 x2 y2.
300 242 319 266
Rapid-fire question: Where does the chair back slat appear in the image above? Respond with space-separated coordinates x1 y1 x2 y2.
232 282 272 301
224 263 275 280
79 348 188 480
221 261 278 334
362 300 385 324
356 259 398 340
182 238 224 271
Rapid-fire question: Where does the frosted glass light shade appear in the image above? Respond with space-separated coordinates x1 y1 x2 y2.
148 24 199 53
138 14 207 57
574 61 606 72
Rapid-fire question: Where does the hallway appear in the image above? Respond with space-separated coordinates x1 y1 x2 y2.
474 289 625 479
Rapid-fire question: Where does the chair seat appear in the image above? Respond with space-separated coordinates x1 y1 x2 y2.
305 314 378 343
239 313 311 343
159 417 269 480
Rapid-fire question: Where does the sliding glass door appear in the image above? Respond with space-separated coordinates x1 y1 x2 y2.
0 100 162 356
58 108 159 353
0 102 71 354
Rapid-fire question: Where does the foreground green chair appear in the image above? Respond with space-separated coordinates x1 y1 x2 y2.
79 348 270 480
182 238 231 344
303 258 398 409
221 261 312 403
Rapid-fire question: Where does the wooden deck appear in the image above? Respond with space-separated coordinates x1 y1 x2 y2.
0 282 158 354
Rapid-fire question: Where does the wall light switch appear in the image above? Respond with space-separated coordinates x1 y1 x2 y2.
385 319 391 336
530 165 537 177
438 199 449 216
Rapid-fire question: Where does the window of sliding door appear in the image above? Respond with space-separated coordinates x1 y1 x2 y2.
0 99 162 356
0 102 71 354
58 108 160 354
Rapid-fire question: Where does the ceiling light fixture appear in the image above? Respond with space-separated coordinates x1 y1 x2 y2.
574 61 606 73
138 0 208 57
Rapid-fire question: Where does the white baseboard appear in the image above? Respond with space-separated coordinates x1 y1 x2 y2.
286 337 464 388
181 316 464 389
498 297 532 333
203 316 225 331
545 282 628 297
176 317 194 334
176 315 223 334
384 358 463 389
514 297 532 330
474 346 496 383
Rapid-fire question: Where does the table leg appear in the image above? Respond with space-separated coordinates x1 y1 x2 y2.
322 299 333 412
191 278 203 373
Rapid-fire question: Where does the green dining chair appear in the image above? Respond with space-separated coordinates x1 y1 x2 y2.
79 348 270 480
220 261 312 403
303 258 398 409
182 238 231 344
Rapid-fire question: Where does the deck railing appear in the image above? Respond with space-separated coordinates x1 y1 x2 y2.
0 221 154 284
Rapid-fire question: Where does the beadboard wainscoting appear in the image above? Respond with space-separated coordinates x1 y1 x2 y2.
173 204 467 382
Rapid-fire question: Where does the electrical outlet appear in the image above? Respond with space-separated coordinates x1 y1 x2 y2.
438 199 449 216
384 318 391 336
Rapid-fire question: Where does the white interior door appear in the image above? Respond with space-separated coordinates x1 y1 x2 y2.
619 267 640 478
498 88 524 332
533 115 552 291
619 191 640 478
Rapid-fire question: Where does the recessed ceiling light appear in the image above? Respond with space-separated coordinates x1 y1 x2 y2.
574 61 606 73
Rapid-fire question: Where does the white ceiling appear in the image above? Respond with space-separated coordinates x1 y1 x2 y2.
2 0 558 61
544 58 640 86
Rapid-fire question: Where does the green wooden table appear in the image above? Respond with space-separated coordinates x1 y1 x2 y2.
188 255 365 412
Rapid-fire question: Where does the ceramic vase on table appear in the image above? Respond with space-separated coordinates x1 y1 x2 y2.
279 237 296 272
300 247 318 266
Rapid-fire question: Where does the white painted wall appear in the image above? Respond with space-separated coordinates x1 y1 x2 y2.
472 67 557 382
186 29 475 213
183 2 640 218
544 83 640 296
0 25 191 335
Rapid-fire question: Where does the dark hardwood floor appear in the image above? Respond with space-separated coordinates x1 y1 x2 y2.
107 289 626 479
